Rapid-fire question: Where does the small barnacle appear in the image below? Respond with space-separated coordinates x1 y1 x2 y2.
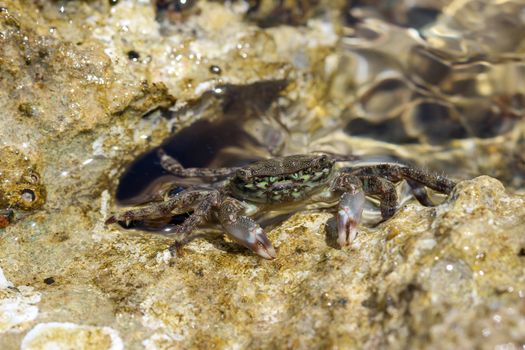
127 50 140 62
18 102 40 118
21 189 36 204
0 147 46 220
23 170 40 184
209 65 222 75
7 184 46 210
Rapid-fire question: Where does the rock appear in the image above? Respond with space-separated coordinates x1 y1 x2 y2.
0 147 46 221
129 176 525 349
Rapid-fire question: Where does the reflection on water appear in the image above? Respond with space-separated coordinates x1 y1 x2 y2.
330 0 525 187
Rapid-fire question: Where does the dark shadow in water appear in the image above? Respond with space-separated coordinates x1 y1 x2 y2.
114 79 288 232
324 216 341 250
117 80 288 204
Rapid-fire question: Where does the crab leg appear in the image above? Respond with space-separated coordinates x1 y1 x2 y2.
359 176 398 219
165 191 221 253
169 191 220 234
347 164 456 194
105 190 207 226
217 197 276 259
332 173 399 246
331 173 366 247
405 179 434 206
158 149 239 179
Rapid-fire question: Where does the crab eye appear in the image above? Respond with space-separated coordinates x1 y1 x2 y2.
317 155 330 165
236 169 251 180
167 186 184 198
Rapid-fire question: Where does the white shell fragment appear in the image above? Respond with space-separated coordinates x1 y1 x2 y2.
0 267 41 334
21 322 124 350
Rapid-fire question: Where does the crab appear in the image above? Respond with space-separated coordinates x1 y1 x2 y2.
106 150 456 259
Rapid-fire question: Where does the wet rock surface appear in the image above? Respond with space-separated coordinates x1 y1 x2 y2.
0 0 524 349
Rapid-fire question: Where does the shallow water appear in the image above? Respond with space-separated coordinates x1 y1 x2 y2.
120 0 525 202
116 0 525 234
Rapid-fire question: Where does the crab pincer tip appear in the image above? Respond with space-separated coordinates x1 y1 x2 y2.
337 190 365 247
222 216 277 259
254 240 277 260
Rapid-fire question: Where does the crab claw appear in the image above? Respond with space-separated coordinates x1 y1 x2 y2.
222 217 276 259
337 189 365 247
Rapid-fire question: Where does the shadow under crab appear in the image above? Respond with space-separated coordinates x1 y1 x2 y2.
106 151 456 259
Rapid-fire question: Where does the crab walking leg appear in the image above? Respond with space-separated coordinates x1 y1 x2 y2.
105 191 207 225
217 197 276 259
158 149 239 178
165 191 221 253
359 176 398 219
348 164 456 194
400 166 456 194
331 173 366 246
405 179 434 207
